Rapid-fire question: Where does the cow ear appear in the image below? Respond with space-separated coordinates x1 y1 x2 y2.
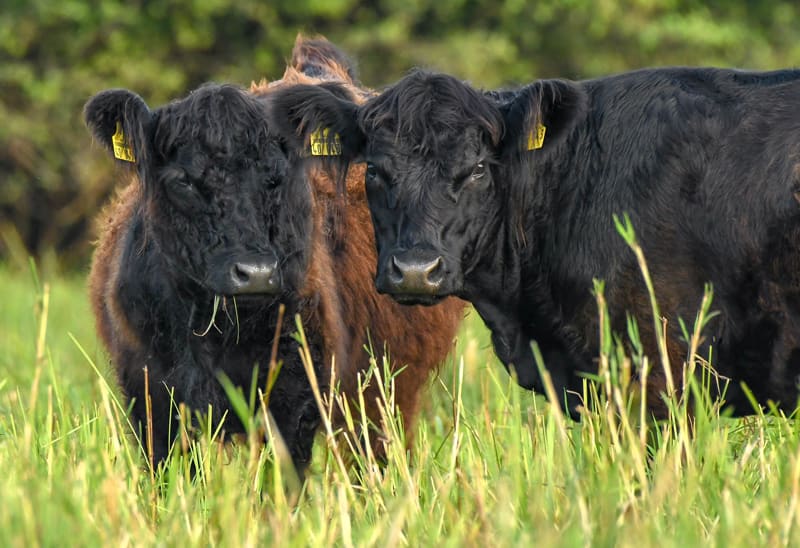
498 79 587 154
267 82 364 162
84 89 151 166
290 34 358 84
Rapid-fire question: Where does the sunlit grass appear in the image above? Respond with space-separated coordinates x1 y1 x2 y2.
1 261 800 546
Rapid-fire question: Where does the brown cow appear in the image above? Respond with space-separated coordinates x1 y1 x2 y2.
87 36 464 476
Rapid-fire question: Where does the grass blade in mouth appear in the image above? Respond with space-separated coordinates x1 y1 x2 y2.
194 295 222 337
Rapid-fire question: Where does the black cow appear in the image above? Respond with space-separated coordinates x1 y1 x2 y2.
271 67 800 417
87 83 328 473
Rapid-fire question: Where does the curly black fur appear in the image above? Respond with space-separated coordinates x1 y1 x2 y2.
86 83 327 474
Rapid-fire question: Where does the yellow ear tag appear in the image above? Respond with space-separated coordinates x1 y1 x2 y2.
112 121 136 162
527 123 546 150
309 127 342 156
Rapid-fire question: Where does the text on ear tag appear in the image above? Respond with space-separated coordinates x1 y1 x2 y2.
527 123 546 150
310 127 342 156
112 121 136 162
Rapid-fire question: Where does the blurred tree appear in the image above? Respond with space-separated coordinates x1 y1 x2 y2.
1 0 798 269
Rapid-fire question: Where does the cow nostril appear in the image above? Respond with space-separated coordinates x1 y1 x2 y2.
231 263 251 284
423 257 444 284
388 255 405 285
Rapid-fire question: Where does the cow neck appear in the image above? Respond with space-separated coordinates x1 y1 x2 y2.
511 158 593 358
514 151 567 283
465 212 522 310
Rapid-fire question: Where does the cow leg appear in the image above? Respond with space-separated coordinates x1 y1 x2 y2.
489 318 541 390
473 299 542 389
539 346 584 420
264 343 325 477
474 300 584 417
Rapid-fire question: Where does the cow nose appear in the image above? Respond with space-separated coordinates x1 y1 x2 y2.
387 254 444 294
229 257 281 294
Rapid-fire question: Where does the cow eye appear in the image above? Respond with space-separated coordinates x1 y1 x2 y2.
365 162 378 183
165 174 197 196
471 162 486 180
263 174 280 188
166 169 193 189
175 177 194 189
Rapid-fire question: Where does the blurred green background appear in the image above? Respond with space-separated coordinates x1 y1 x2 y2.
2 0 799 271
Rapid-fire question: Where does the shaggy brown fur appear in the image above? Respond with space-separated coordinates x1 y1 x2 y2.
251 35 466 457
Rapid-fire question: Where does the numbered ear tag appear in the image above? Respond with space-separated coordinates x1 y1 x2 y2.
112 121 136 162
309 127 342 156
527 123 546 150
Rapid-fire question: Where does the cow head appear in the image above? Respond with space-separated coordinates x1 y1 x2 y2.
84 84 312 304
269 70 587 304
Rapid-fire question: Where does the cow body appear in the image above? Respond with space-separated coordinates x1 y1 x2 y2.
87 38 463 475
272 66 800 417
474 67 800 416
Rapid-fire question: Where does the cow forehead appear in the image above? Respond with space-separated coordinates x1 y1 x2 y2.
153 86 273 158
359 70 504 150
368 126 485 173
170 140 285 176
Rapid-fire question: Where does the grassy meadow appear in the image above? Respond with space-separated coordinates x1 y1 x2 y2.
2 261 800 547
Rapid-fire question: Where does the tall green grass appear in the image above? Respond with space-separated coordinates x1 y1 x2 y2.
1 260 799 546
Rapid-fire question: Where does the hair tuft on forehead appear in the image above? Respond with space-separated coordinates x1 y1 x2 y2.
152 84 270 157
359 70 504 156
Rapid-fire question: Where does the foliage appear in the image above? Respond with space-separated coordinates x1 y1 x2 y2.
1 1 799 268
